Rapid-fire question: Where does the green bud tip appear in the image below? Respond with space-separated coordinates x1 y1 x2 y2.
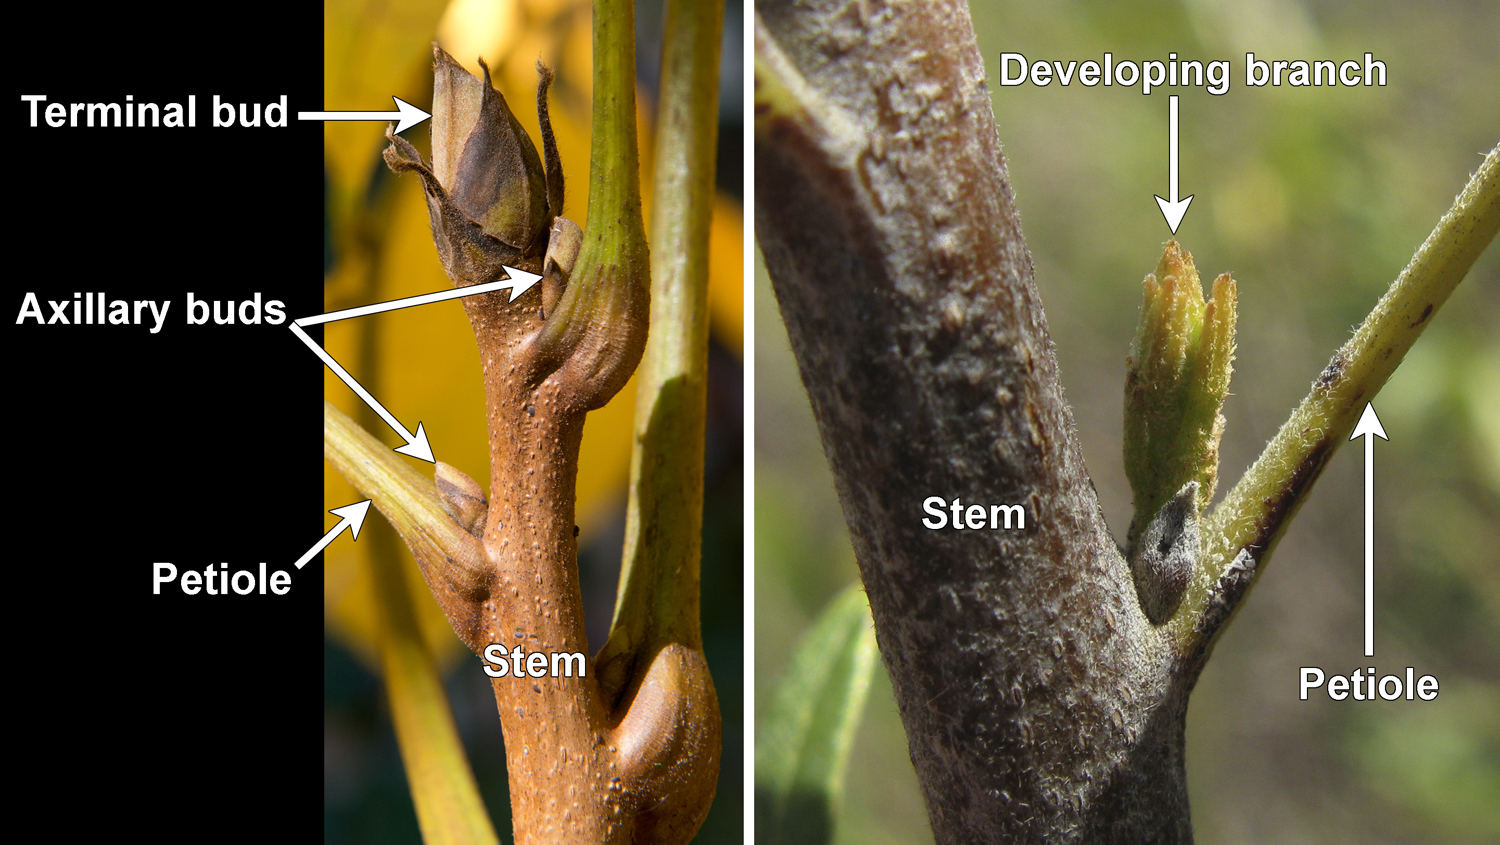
1124 240 1237 552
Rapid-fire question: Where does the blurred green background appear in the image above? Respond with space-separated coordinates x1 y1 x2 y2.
755 1 1499 842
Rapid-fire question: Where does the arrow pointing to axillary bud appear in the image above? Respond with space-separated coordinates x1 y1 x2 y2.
291 322 434 461
296 268 543 327
292 266 544 464
297 97 432 134
1350 402 1389 657
1154 94 1194 234
295 500 372 569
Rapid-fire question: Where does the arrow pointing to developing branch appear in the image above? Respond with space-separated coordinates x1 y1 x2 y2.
1154 94 1194 234
297 97 431 134
292 266 543 463
1350 402 1389 657
295 500 372 569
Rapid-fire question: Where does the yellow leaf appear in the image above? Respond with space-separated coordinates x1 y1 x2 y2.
709 195 744 353
324 0 450 252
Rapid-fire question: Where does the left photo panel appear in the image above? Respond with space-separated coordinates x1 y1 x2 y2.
14 0 742 841
321 1 743 843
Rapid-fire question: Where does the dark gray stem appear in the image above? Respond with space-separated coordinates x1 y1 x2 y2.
756 1 1196 840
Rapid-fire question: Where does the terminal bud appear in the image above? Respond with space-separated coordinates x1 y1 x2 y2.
383 45 565 289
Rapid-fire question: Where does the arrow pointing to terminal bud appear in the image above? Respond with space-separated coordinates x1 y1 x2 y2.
292 266 544 464
296 500 373 569
1154 94 1194 234
1350 402 1389 657
297 97 432 134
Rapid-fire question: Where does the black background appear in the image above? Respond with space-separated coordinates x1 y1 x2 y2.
14 8 321 831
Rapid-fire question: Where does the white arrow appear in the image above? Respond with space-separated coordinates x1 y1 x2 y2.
296 500 373 569
1154 95 1194 234
293 267 543 328
1349 402 1389 657
292 267 544 463
297 97 432 134
291 322 434 461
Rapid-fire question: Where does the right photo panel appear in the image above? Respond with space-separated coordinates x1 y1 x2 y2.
753 1 1499 843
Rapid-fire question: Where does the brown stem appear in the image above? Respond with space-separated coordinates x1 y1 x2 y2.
365 0 722 838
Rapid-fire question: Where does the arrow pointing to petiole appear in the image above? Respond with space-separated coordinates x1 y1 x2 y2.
1154 94 1194 234
297 97 431 134
1350 402 1388 657
296 500 372 569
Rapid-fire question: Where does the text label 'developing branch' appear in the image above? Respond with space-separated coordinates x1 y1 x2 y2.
995 52 1387 96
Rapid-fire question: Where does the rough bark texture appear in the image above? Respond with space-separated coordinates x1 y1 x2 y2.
756 1 1197 841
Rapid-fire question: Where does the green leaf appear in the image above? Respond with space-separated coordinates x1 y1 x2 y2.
756 583 880 845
